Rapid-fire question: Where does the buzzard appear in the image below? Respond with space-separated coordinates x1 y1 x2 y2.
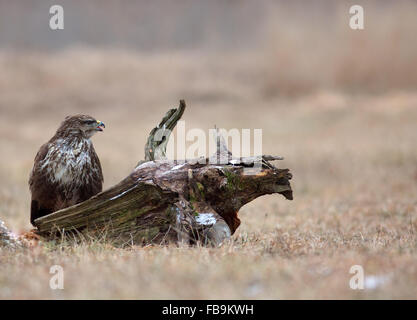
29 115 105 225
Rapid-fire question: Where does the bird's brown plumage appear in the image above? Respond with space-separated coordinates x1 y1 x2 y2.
29 115 105 225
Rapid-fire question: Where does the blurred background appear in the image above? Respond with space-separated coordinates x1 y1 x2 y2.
0 0 417 299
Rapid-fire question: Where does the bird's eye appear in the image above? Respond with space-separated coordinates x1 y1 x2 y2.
84 120 96 125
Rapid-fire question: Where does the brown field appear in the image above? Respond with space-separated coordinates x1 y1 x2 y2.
1 1 417 299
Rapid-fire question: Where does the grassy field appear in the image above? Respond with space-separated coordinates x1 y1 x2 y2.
0 50 416 299
1 1 417 299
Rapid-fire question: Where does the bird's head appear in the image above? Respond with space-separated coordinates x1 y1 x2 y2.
58 115 105 139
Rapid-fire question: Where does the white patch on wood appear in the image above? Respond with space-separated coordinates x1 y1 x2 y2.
135 161 155 170
109 184 138 201
195 213 217 225
171 163 186 171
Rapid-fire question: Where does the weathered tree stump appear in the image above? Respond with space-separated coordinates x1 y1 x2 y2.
22 100 293 247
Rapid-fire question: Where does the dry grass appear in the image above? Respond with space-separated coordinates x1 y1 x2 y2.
0 50 416 299
262 1 417 95
1 1 417 299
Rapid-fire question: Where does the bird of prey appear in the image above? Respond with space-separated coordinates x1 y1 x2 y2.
29 115 105 225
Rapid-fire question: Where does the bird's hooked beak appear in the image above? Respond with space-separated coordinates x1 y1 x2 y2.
96 120 105 132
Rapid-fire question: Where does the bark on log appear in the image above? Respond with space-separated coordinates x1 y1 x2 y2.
32 100 293 247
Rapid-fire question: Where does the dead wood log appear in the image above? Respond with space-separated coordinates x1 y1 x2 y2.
0 219 22 249
33 100 293 247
